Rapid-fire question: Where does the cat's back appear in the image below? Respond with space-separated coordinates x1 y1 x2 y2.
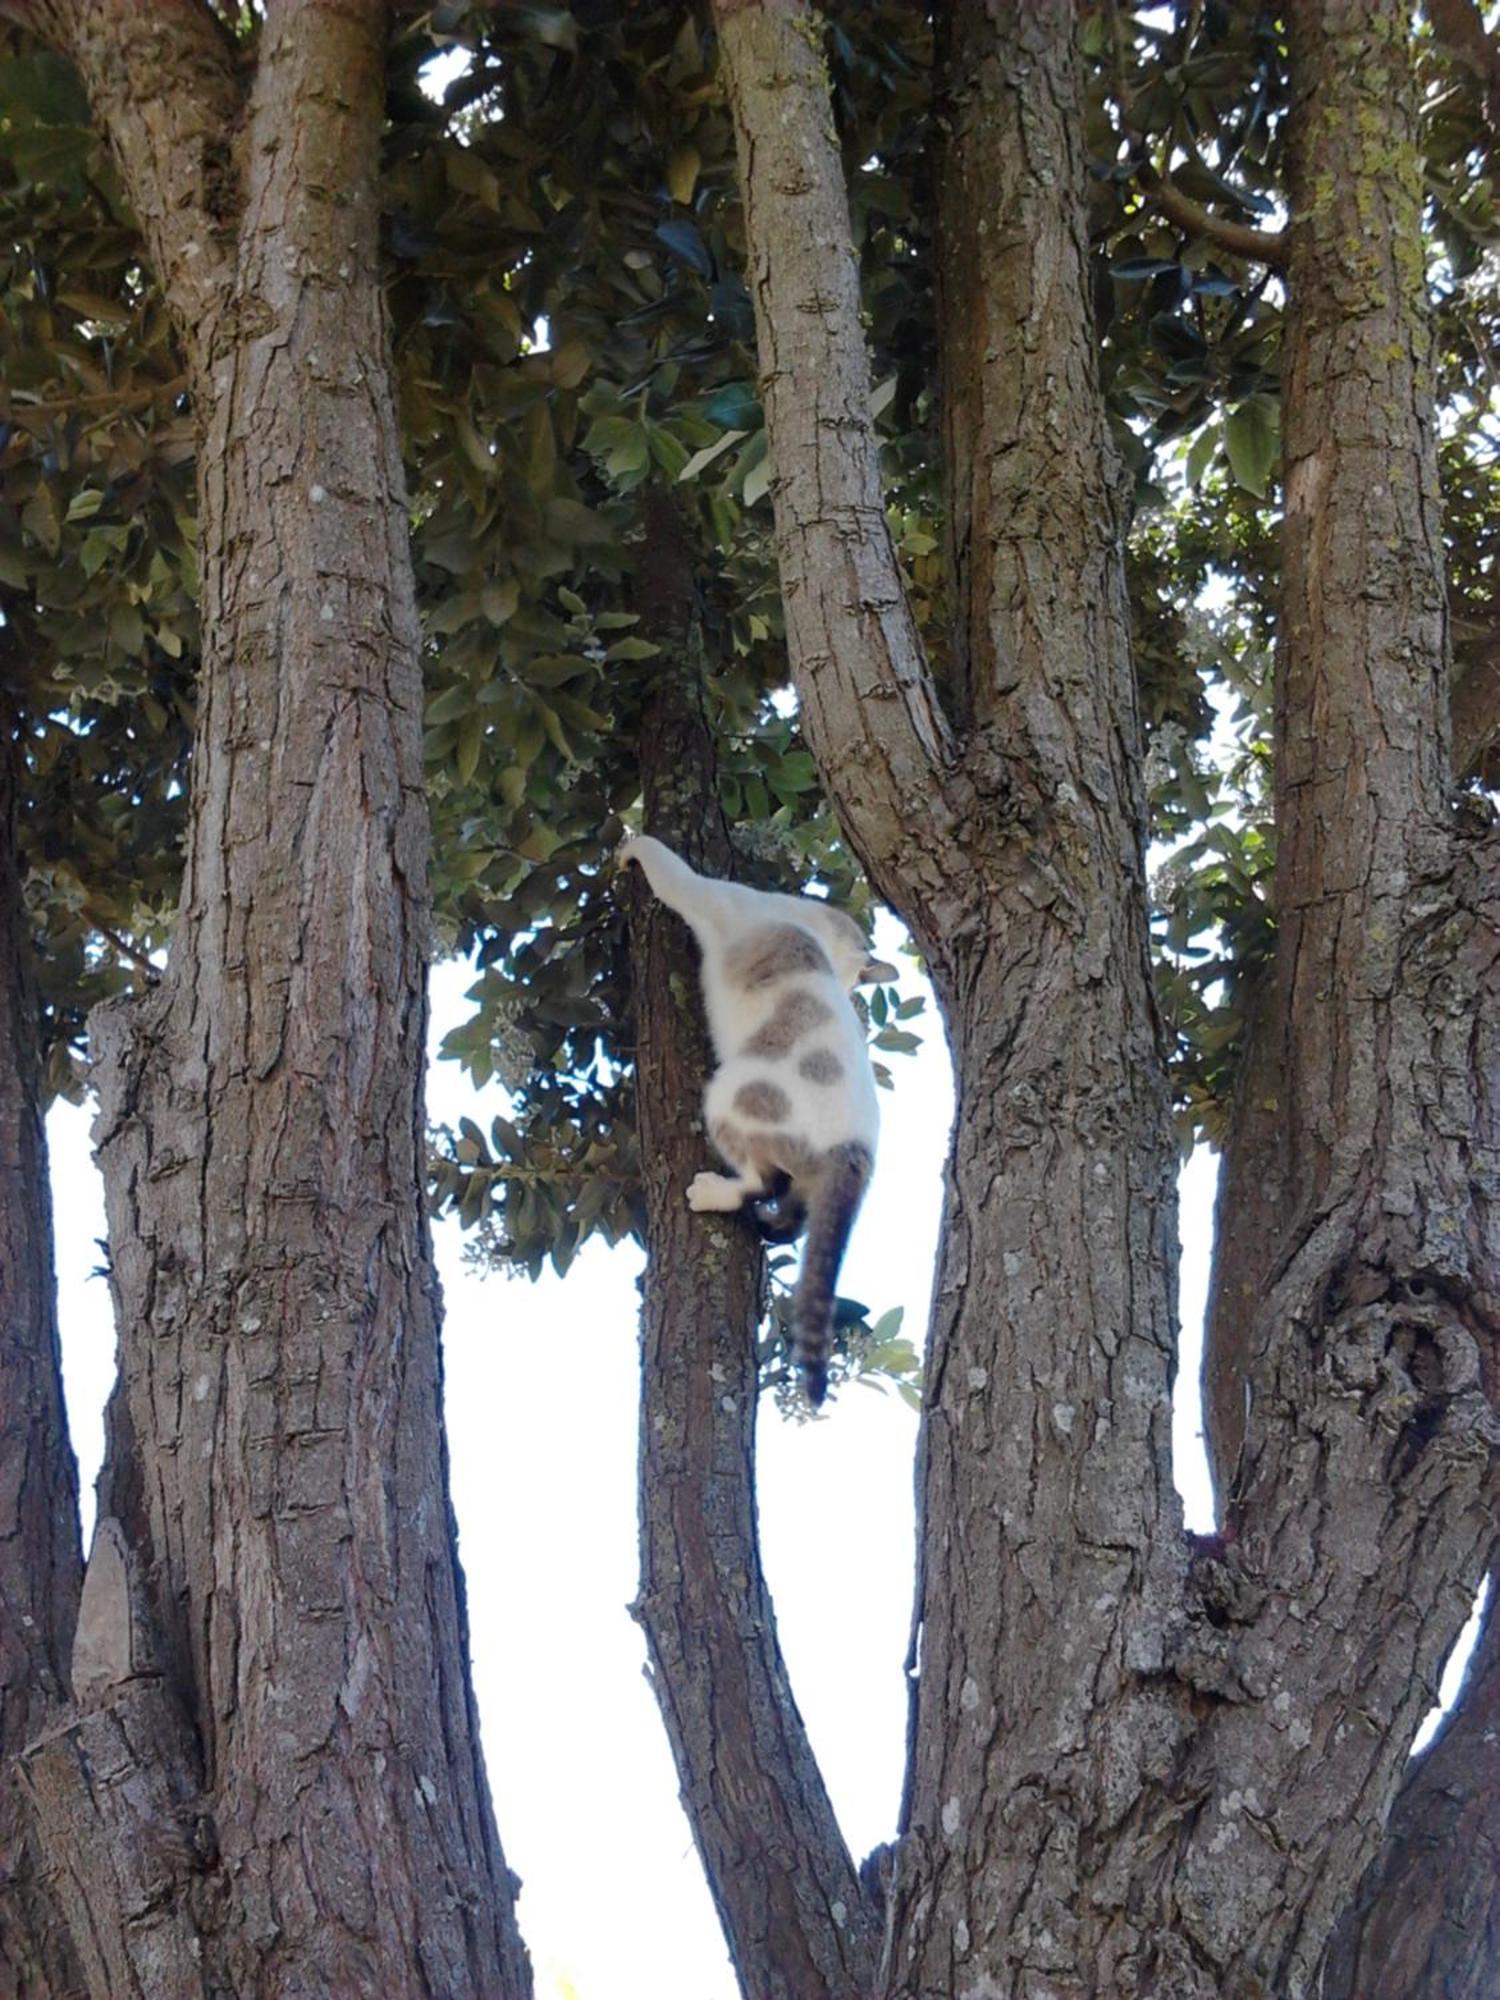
701 919 852 1042
701 917 877 1147
722 921 838 995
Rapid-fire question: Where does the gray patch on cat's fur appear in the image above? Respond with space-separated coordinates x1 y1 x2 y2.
734 1079 791 1122
712 1118 816 1185
725 923 833 990
797 1048 843 1084
741 988 834 1058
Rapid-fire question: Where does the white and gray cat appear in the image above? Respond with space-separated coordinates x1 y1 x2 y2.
620 834 894 1405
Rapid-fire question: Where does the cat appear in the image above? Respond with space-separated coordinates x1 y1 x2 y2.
619 834 895 1406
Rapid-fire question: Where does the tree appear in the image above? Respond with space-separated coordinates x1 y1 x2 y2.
1 1 1497 1996
0 2 529 1992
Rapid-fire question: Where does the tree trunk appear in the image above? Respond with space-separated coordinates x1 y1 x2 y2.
8 6 531 1993
627 491 879 2000
713 3 1498 1995
0 707 85 1999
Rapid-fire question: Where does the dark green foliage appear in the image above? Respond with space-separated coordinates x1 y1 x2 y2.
0 32 194 1086
4 0 1496 1268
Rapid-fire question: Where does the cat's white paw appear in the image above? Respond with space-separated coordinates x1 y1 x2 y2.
687 1171 742 1213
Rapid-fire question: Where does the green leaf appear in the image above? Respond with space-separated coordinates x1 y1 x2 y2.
677 427 746 483
551 339 592 390
107 602 145 657
455 713 486 786
21 486 60 557
873 1028 921 1054
742 452 773 508
427 682 474 725
1183 423 1219 491
703 382 762 431
1223 396 1279 499
482 579 521 626
666 145 700 205
656 218 712 277
456 411 500 480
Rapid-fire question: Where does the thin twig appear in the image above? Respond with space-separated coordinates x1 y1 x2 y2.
88 915 161 981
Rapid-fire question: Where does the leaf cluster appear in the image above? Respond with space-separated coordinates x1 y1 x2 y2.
0 34 194 1086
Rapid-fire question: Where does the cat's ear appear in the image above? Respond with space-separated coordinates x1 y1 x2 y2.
858 957 899 985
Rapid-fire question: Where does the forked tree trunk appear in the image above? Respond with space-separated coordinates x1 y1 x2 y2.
711 2 1498 1995
4 5 531 1993
0 709 85 1999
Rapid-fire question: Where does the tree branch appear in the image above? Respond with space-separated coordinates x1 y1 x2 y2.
18 1520 217 2000
710 0 958 945
22 2 535 1988
627 490 878 2000
1135 163 1289 267
0 713 85 1998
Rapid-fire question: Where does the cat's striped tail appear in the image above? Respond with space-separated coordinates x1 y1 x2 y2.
792 1141 873 1407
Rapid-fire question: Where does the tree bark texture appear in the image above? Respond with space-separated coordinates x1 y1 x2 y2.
1322 1579 1499 1997
715 3 1498 1996
0 717 85 1999
7 5 532 1994
628 492 879 2000
1189 12 1500 1976
709 1 958 947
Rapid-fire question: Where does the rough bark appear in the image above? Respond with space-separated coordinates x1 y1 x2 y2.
627 491 879 2000
0 714 85 1999
710 0 959 953
1192 0 1500 1988
1322 1578 1499 1997
715 3 1498 1996
1319 744 1500 1996
718 3 1182 1990
892 8 1187 1991
8 4 532 1993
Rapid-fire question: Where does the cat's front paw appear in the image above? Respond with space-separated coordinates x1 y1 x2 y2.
687 1170 742 1214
